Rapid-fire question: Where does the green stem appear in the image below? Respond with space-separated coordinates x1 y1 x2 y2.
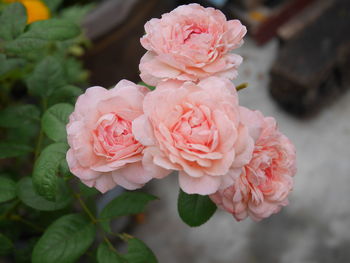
42 98 48 111
34 98 48 159
3 199 20 218
236 82 248 91
74 193 97 224
10 215 44 232
103 235 118 252
117 233 133 242
34 128 44 159
74 193 120 253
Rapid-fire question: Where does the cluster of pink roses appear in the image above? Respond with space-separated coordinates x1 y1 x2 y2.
66 4 296 221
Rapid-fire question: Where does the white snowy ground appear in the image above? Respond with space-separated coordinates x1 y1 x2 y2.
133 38 350 263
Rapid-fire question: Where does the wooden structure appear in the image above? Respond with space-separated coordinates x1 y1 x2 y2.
270 0 350 115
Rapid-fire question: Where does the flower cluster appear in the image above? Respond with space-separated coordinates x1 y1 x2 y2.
67 4 296 221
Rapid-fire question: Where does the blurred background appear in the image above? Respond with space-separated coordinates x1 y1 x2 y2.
82 0 350 262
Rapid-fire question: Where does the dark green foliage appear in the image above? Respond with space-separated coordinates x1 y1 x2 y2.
31 214 95 263
178 189 217 227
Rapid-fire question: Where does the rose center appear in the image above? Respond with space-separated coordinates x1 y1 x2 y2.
92 113 141 160
172 104 218 153
182 23 209 42
247 147 279 191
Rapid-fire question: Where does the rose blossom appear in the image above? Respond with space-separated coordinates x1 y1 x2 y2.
210 107 297 221
132 77 254 195
139 3 247 86
66 80 166 193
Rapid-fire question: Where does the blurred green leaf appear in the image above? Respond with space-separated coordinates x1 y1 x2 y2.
4 37 48 57
0 54 26 77
97 243 127 263
5 19 80 56
124 238 158 263
0 233 13 255
0 142 32 159
6 121 39 145
177 189 217 227
0 104 40 128
0 2 27 41
99 192 157 232
0 176 16 203
27 56 66 98
42 0 63 13
59 158 72 179
32 214 96 263
26 19 81 41
42 103 73 142
17 177 71 211
64 58 87 84
60 4 94 25
32 142 68 201
48 85 82 106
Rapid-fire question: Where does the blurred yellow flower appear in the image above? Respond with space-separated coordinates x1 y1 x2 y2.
2 0 50 24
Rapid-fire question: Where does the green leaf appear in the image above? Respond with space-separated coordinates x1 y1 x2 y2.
0 2 27 40
97 243 127 263
0 54 26 77
0 104 40 128
42 103 73 142
59 158 72 179
0 142 32 159
4 37 48 57
6 121 39 145
27 56 66 97
48 85 82 105
42 0 63 12
63 58 88 84
99 192 157 232
5 19 80 57
177 189 217 227
124 238 157 263
25 19 81 41
32 214 96 263
138 81 155 91
32 142 68 201
60 4 94 25
0 176 16 203
17 177 71 211
0 233 13 255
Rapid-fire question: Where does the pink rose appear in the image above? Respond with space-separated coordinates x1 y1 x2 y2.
210 107 297 221
66 80 166 193
139 3 246 86
132 77 254 195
